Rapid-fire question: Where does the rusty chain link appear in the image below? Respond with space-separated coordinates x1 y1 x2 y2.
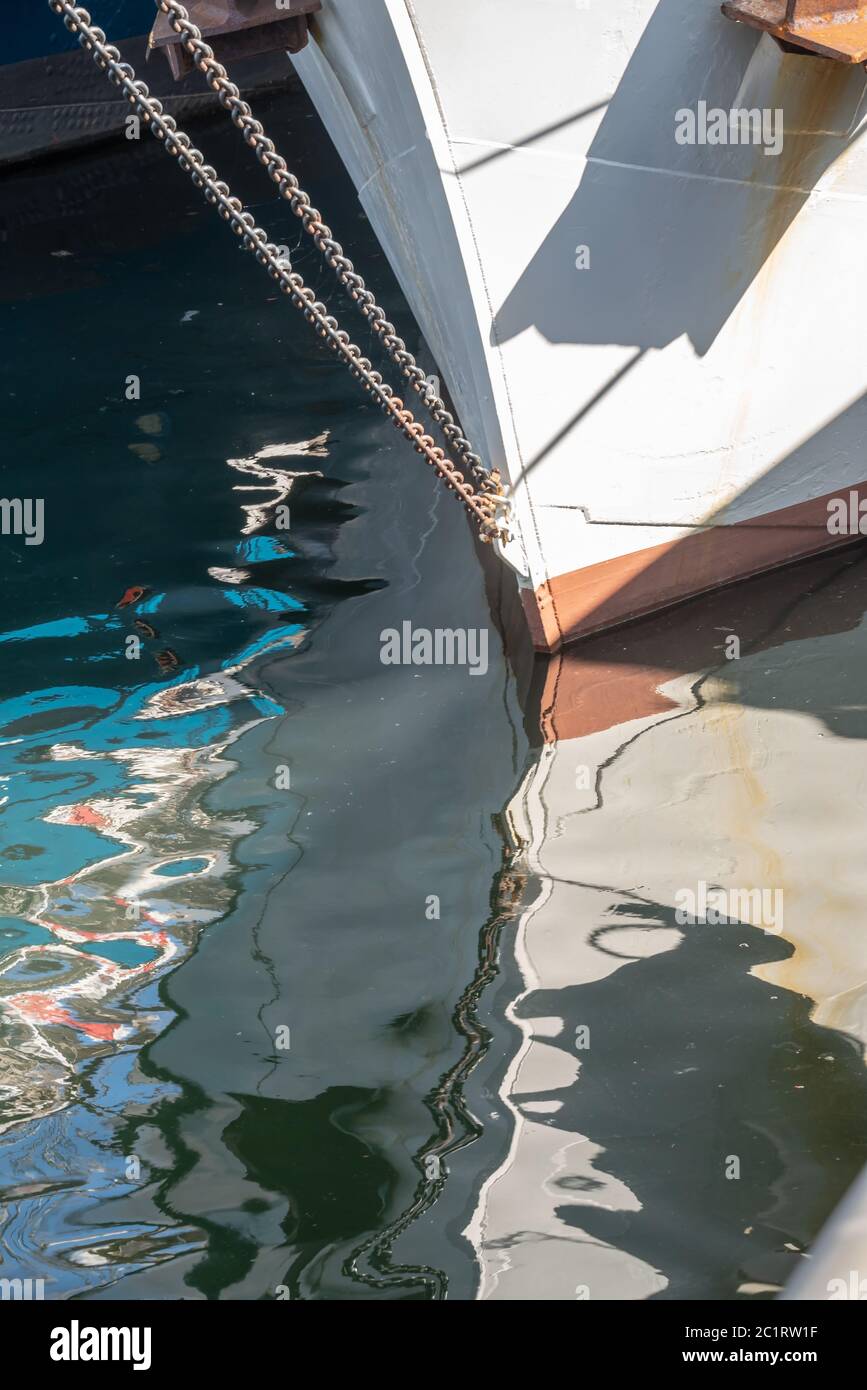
48 0 509 542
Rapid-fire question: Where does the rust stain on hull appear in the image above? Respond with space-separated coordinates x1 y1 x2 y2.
706 52 855 564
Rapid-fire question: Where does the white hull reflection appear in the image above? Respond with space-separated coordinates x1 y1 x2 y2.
469 550 867 1299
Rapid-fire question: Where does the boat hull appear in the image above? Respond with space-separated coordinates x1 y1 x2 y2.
1 3 300 167
291 0 867 649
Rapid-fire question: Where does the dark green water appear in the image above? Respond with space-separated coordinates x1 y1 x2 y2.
0 90 526 1300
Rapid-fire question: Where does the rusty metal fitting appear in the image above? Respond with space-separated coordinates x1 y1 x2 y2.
722 1 867 63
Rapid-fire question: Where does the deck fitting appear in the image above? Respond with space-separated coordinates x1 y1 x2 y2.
149 0 321 80
721 1 867 63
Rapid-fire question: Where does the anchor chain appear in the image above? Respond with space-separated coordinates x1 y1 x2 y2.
155 0 494 495
48 0 509 542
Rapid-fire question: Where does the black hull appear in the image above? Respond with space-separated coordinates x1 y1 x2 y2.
0 35 298 168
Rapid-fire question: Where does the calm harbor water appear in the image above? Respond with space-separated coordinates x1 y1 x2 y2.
2 84 867 1300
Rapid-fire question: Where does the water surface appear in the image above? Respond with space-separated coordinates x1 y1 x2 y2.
3 83 867 1302
0 89 525 1300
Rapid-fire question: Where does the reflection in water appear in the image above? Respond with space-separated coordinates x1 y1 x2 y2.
0 477 312 1136
0 90 526 1299
344 830 527 1298
0 418 324 1285
6 81 867 1303
473 545 867 1300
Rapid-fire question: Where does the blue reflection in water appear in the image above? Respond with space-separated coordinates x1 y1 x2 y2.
0 98 518 1299
0 469 312 1140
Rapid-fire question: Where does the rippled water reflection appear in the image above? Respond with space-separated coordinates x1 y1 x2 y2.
474 548 867 1300
5 83 867 1304
0 91 526 1298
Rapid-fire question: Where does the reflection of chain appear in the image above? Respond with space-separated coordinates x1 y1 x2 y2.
48 1 509 542
344 824 528 1298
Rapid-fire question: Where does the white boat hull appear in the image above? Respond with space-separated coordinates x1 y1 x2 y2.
292 0 867 649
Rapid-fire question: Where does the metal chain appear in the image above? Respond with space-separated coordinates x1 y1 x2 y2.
48 1 508 542
155 0 496 496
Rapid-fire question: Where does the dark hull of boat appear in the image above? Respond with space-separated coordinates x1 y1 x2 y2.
8 0 156 64
0 25 296 168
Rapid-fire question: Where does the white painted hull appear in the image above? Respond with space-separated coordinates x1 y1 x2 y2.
292 0 867 647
